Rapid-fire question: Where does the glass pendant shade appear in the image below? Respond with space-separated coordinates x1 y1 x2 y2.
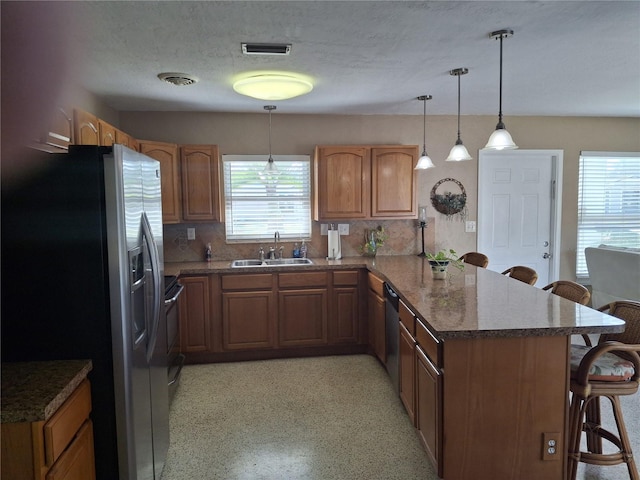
415 95 435 170
416 152 435 169
485 127 517 150
446 141 473 161
485 29 518 151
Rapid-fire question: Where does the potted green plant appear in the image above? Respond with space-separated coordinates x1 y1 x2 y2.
426 249 464 279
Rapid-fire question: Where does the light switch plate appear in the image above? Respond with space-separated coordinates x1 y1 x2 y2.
187 227 196 240
338 223 349 235
465 221 476 233
320 224 328 235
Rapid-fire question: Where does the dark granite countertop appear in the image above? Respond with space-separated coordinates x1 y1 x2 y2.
1 359 93 424
166 255 626 340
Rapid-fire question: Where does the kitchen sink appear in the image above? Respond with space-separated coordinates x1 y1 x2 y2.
230 258 313 268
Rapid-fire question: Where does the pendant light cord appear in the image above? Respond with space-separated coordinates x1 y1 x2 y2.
497 33 505 128
268 108 273 161
456 73 462 141
422 97 427 153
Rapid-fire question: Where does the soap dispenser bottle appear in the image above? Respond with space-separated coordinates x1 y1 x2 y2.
300 240 308 259
205 242 212 262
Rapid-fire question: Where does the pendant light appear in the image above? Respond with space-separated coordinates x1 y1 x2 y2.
415 95 435 169
485 29 518 150
260 105 281 185
446 68 472 162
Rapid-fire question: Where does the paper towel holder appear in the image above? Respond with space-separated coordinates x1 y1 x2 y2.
417 206 428 257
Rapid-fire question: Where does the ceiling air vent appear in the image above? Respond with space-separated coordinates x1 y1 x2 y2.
157 73 199 86
241 43 291 55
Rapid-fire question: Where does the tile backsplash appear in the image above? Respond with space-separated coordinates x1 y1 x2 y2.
163 218 435 263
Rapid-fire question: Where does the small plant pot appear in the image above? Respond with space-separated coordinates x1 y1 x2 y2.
429 260 449 280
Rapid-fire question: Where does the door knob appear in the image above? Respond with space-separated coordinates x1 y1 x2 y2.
543 252 552 259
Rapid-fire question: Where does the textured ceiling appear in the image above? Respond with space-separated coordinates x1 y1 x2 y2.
67 1 640 117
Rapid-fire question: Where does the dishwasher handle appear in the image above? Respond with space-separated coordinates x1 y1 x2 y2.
383 282 400 310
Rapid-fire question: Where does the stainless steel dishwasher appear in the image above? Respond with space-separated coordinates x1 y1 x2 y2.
384 282 400 392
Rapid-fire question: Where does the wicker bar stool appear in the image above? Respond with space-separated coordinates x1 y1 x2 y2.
458 252 489 268
542 280 591 305
500 266 538 285
567 300 640 480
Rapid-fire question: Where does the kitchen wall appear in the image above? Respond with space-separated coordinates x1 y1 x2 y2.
121 111 640 279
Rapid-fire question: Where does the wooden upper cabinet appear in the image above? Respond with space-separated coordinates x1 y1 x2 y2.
73 109 99 146
98 119 116 147
314 146 370 220
115 129 133 149
371 146 418 218
314 145 417 220
44 106 73 150
180 145 220 222
139 140 181 224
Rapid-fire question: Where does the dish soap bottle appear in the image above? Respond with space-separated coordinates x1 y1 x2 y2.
205 242 212 262
292 242 300 258
300 240 308 259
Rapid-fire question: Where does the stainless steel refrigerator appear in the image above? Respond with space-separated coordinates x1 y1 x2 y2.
2 145 169 480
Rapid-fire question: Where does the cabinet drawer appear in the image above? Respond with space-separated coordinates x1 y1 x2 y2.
222 274 273 290
416 319 441 368
368 272 384 297
279 272 328 288
399 299 415 336
333 270 359 286
44 379 92 465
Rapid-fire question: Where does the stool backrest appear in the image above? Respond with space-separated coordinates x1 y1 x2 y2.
459 252 489 268
501 266 538 285
542 280 591 305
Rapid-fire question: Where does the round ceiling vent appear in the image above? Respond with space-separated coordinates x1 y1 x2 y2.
157 72 199 86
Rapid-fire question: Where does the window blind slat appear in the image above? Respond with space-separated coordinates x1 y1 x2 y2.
222 155 312 242
576 151 640 279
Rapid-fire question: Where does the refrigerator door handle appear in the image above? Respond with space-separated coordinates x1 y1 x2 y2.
141 212 162 363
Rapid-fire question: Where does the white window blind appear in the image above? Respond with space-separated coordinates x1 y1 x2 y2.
222 155 311 242
576 151 640 279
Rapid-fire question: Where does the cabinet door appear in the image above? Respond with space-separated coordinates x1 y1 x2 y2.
140 141 181 224
180 145 220 222
222 291 276 350
371 146 418 218
178 276 211 352
44 106 73 150
98 119 116 147
399 322 416 424
368 288 386 364
115 129 132 149
314 146 369 220
45 420 96 480
416 345 442 477
331 286 359 344
73 109 99 146
279 288 328 347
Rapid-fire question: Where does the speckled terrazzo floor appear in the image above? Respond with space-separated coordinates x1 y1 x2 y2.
163 354 639 480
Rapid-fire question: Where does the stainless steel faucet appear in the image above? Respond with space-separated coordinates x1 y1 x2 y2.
274 231 280 256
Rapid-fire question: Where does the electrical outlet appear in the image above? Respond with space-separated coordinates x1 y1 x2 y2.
321 224 328 235
465 221 476 233
541 432 561 461
187 227 196 240
338 223 349 235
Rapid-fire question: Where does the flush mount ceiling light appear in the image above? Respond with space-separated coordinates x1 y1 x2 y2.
446 68 472 162
157 72 199 86
233 73 313 101
485 29 518 150
259 105 281 186
415 95 435 170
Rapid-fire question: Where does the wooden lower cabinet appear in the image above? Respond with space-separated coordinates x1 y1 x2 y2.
1 379 95 480
331 270 361 344
222 290 276 350
279 288 328 346
178 276 211 352
367 272 386 364
399 322 416 424
415 344 442 477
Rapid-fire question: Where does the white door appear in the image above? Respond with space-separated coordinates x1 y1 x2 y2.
478 150 563 287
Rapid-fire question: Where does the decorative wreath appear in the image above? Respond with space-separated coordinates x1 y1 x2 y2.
430 178 467 219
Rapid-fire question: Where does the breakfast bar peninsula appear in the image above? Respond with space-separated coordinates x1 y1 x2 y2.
364 255 626 480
